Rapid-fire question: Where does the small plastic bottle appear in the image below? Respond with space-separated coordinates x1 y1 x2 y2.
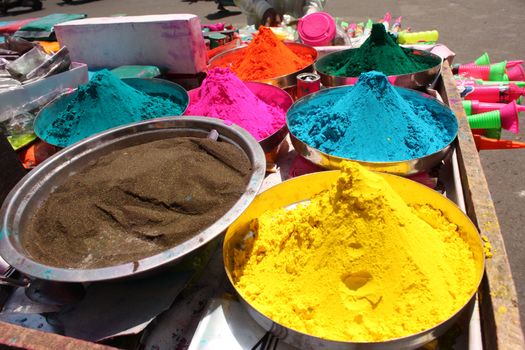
397 30 439 44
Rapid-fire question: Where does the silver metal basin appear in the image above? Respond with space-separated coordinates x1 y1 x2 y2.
0 117 266 282
315 48 442 89
208 43 318 89
286 85 459 175
34 78 190 148
224 170 485 349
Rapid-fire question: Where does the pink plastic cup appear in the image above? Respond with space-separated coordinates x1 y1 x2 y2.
298 12 336 47
500 101 520 134
507 60 524 68
507 64 525 81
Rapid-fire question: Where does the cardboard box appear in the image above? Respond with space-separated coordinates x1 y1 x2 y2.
55 14 208 75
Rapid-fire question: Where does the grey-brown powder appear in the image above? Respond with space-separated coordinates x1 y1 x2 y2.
24 137 252 268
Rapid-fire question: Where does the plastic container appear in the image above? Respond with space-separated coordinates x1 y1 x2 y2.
397 30 439 44
298 12 336 46
208 33 227 49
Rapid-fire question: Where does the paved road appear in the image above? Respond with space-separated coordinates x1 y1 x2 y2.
2 0 524 332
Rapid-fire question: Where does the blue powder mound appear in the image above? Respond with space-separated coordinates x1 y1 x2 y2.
287 71 457 162
40 70 184 147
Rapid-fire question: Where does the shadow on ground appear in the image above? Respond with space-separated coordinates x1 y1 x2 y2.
206 9 241 20
0 7 40 17
57 0 100 6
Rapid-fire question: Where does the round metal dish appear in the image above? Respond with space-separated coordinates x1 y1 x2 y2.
34 78 189 148
0 116 266 282
286 85 459 175
315 48 442 88
187 82 293 154
224 170 485 350
208 43 318 89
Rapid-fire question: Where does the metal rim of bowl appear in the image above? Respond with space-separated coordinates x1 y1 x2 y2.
33 77 190 148
286 85 459 175
0 116 266 282
223 170 486 349
186 81 293 154
122 78 190 114
208 42 318 89
314 48 443 88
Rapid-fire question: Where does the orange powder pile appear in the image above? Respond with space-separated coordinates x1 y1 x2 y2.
229 27 313 80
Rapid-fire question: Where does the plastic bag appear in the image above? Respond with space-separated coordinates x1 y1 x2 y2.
0 88 70 150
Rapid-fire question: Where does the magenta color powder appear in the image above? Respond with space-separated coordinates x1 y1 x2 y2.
184 68 286 141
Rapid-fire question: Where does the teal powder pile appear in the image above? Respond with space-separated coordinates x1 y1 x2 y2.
324 24 439 77
41 70 184 146
287 71 457 162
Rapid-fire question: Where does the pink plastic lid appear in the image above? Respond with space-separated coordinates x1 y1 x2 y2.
298 12 336 46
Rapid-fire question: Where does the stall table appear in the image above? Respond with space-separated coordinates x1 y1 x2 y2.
0 60 523 350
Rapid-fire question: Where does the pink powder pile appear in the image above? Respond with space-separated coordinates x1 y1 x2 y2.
185 68 286 141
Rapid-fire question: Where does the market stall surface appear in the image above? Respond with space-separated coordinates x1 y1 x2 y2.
1 0 524 338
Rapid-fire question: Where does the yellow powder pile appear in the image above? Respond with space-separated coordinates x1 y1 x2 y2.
233 161 478 342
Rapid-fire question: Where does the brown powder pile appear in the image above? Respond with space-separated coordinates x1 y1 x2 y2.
24 137 252 269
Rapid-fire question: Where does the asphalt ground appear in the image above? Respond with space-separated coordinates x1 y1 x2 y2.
2 0 524 333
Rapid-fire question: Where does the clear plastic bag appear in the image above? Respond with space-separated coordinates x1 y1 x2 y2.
0 88 70 149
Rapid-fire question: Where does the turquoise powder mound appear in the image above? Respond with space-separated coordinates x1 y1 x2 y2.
287 71 457 162
39 70 184 147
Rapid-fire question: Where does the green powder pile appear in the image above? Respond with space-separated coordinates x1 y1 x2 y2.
40 70 184 147
324 24 439 77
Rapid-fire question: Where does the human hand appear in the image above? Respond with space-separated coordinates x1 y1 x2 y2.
262 8 282 27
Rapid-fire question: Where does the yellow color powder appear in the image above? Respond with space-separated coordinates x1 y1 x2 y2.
233 162 478 342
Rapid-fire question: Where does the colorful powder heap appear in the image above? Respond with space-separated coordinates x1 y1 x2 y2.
185 68 286 141
223 26 314 81
40 70 184 147
233 161 479 342
324 23 439 77
25 137 252 269
287 71 457 161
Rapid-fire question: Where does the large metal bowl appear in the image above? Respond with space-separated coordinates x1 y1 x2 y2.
0 117 266 282
224 170 485 350
34 78 189 148
187 82 293 154
315 48 442 89
208 43 318 89
286 85 459 175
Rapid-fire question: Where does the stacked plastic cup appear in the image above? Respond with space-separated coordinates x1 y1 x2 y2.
474 52 490 65
458 61 506 81
467 101 520 134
